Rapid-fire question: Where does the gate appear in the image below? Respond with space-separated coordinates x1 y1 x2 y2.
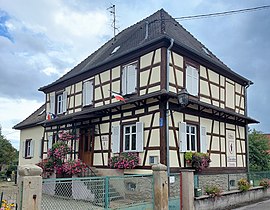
41 174 154 210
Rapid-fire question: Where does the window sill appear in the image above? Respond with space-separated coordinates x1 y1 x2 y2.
24 157 32 159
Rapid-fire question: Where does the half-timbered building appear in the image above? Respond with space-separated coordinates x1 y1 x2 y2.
17 9 258 174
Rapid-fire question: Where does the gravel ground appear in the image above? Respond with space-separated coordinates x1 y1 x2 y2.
0 181 18 205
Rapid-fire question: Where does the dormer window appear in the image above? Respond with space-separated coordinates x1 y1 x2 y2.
111 46 120 54
202 47 211 56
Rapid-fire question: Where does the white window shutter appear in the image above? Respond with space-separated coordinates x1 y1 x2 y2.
22 141 26 158
30 140 35 158
127 65 137 94
50 92 55 114
200 126 207 153
48 135 53 150
186 66 193 95
136 122 144 152
89 80 93 105
83 82 86 106
193 68 199 96
121 67 127 95
62 91 67 113
179 122 187 152
112 125 120 153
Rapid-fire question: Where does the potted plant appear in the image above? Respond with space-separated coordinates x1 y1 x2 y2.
185 152 211 171
109 152 140 169
192 152 211 172
184 152 193 166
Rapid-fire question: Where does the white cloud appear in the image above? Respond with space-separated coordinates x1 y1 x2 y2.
42 67 61 76
0 97 43 150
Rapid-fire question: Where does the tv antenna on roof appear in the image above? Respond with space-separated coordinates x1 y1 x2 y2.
107 4 118 40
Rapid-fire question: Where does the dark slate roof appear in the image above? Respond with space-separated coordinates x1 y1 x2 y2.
39 9 250 91
13 104 45 130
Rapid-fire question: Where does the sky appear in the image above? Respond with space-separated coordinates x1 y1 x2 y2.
0 0 269 150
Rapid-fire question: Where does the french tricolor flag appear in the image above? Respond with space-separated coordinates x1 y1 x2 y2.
111 92 126 102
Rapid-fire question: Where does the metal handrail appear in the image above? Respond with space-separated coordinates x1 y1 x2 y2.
81 164 96 177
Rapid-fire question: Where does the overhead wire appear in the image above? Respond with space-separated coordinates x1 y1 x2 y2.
174 5 270 21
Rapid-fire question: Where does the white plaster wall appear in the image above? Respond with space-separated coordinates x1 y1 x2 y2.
19 126 44 166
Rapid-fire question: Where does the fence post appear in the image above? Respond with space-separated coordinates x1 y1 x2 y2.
181 169 195 210
152 164 168 210
17 164 42 210
105 176 109 209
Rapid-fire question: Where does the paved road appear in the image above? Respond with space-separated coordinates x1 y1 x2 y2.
232 199 270 210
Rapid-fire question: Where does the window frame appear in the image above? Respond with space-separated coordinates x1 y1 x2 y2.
123 124 137 152
25 139 32 159
57 93 63 114
186 124 198 152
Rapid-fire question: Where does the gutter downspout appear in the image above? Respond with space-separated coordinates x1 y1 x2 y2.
166 38 174 177
245 81 252 173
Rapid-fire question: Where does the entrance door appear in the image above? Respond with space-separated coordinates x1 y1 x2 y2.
79 128 94 166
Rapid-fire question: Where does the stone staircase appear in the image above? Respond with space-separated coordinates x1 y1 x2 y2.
80 166 124 206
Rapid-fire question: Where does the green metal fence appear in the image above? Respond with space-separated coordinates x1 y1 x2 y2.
42 174 154 210
194 171 270 196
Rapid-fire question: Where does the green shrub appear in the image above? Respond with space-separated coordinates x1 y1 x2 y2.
259 179 270 189
205 185 222 197
238 178 251 192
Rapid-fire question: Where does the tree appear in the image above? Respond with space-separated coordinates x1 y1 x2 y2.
249 129 270 171
0 126 18 171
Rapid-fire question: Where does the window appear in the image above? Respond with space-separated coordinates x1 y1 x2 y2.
124 124 137 151
186 125 197 151
179 122 207 153
23 139 34 158
49 91 67 116
122 62 137 95
111 122 144 153
186 64 198 96
57 94 63 114
149 156 159 165
83 80 94 106
56 92 67 114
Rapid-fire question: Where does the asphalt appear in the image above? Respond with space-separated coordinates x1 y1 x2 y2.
232 198 270 210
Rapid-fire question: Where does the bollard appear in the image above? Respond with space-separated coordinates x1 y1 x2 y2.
17 164 42 210
152 164 168 210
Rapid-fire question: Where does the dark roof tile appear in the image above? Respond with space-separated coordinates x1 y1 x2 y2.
13 104 45 130
39 9 249 91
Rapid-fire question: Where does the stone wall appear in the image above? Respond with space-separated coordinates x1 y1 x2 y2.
169 174 181 198
195 187 270 210
196 173 247 194
122 176 153 201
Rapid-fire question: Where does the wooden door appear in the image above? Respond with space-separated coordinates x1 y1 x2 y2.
79 128 94 166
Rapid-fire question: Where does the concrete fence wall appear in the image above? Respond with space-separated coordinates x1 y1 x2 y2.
195 187 270 210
